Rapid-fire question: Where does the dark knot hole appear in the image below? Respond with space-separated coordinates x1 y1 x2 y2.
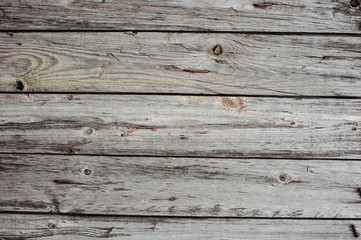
212 44 223 55
350 0 360 7
15 81 24 91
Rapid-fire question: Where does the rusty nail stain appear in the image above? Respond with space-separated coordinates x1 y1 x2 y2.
183 69 209 73
121 127 137 137
212 44 223 55
253 2 273 7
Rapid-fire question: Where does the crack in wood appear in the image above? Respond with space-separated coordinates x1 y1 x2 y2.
53 179 86 185
350 224 360 238
356 188 361 198
183 69 209 73
253 3 273 8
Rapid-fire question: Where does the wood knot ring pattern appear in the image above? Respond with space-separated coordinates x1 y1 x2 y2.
3 50 60 91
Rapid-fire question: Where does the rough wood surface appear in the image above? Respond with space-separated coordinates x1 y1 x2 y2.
0 32 361 96
1 154 361 217
1 94 360 158
1 214 361 239
1 0 361 33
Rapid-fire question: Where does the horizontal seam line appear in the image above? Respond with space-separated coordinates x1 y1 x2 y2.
0 92 359 99
0 152 360 162
1 30 361 36
0 211 361 220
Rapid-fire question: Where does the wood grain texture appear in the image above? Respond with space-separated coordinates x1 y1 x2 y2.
0 94 360 158
1 32 361 96
1 154 361 217
1 0 361 33
1 214 361 239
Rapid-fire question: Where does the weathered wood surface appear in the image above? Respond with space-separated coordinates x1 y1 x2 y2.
1 214 361 240
1 94 360 158
1 32 361 96
1 154 361 217
1 0 361 33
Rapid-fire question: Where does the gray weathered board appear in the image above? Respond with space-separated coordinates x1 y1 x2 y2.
0 32 360 96
0 94 360 158
1 213 361 239
1 0 361 33
1 154 361 218
1 0 361 238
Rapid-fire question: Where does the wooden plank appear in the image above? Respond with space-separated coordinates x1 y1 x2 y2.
1 154 361 217
1 32 361 96
0 94 360 159
1 0 361 33
1 214 361 239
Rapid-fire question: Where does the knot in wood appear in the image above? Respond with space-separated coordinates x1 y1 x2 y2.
86 128 94 135
278 173 292 184
15 80 24 91
350 0 360 7
212 44 223 55
84 169 92 175
67 147 75 154
48 222 56 229
169 196 177 201
221 97 245 111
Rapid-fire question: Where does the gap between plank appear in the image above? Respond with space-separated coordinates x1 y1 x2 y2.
0 92 359 99
0 211 361 221
1 30 361 37
0 152 360 162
